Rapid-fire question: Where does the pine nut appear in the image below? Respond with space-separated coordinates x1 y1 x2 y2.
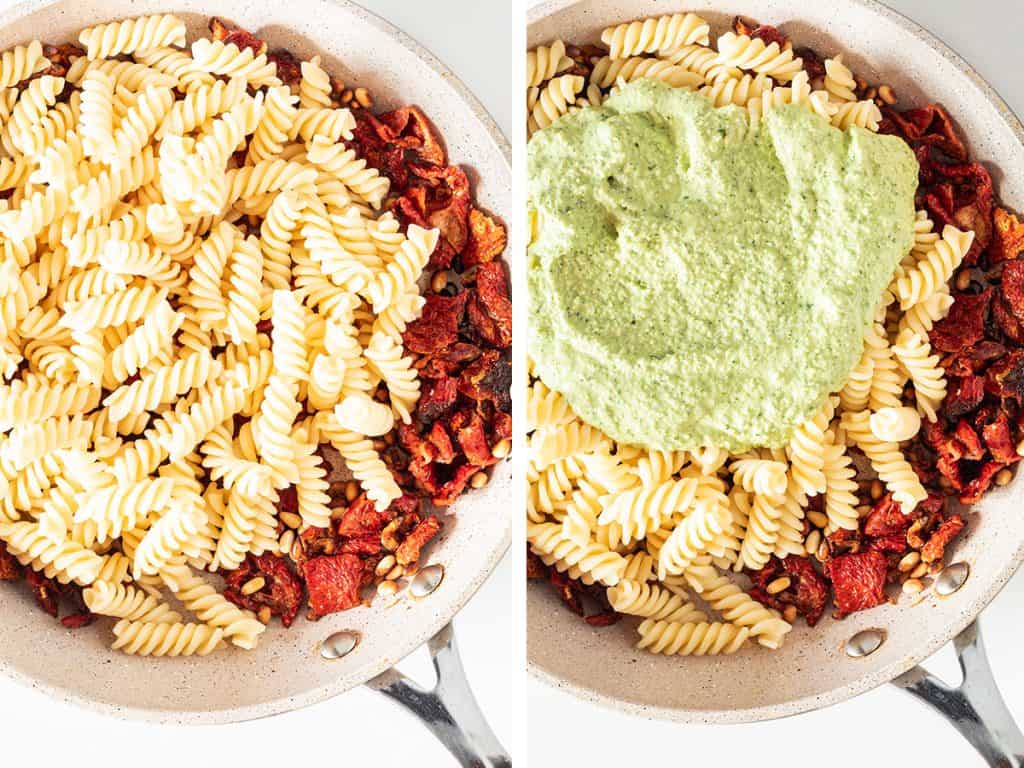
856 504 872 519
910 562 928 579
491 439 511 459
355 87 372 108
807 511 828 529
386 564 404 580
279 511 302 529
995 468 1014 486
782 605 798 623
279 530 295 555
955 269 971 291
241 576 266 596
375 555 396 577
902 578 924 595
877 84 897 105
805 529 822 556
870 479 884 500
257 606 272 624
864 86 877 101
766 576 791 595
431 270 449 293
469 471 489 489
377 579 398 597
290 538 304 561
898 551 920 572
816 539 830 562
345 480 360 501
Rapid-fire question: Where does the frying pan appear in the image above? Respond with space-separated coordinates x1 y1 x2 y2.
527 1 1024 764
0 2 512 765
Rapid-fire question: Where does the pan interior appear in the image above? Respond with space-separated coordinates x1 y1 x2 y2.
0 0 512 724
527 0 1024 722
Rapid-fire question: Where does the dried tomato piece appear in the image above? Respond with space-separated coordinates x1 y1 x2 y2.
378 106 447 166
992 294 1024 343
945 375 986 419
395 515 441 565
794 47 825 81
585 610 621 627
1003 261 1024 322
458 350 511 412
450 408 494 467
336 493 394 538
748 23 788 48
462 209 508 267
825 551 888 617
868 534 909 553
404 292 468 355
418 376 459 424
432 463 479 506
931 289 992 353
60 611 94 629
223 554 303 627
954 419 985 460
987 349 1024 401
427 420 457 463
472 262 512 349
526 548 548 579
0 542 21 580
337 534 382 556
266 49 302 88
920 515 966 563
24 569 58 617
881 103 967 161
549 569 585 616
780 556 829 626
990 207 1024 263
982 411 1019 463
209 17 266 54
40 43 83 78
303 554 363 619
959 461 1004 504
863 493 912 537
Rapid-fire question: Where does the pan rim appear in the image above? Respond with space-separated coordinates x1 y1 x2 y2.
526 0 1024 723
0 0 513 725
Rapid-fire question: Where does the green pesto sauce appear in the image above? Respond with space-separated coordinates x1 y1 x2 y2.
527 80 919 452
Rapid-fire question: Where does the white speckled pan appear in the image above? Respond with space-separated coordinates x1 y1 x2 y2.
0 0 511 730
528 0 1024 751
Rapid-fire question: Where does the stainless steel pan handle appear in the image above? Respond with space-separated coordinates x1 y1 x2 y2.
366 622 512 768
893 620 1023 768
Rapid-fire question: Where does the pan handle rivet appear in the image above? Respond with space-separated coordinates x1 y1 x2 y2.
935 562 970 596
320 630 360 660
409 564 444 598
845 628 886 658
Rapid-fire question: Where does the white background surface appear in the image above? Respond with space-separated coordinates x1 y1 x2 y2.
526 2 1024 767
0 1 523 767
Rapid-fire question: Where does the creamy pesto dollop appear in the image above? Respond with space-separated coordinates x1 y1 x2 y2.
528 80 918 452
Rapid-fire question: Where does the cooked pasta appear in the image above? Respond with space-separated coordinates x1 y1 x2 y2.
714 32 803 81
527 40 572 87
636 618 750 655
600 13 710 59
892 329 947 421
79 14 187 60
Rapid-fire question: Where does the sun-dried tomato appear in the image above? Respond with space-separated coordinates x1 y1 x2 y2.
462 209 508 267
40 43 83 78
982 410 1019 463
450 408 494 467
868 534 909 553
863 493 912 537
458 350 511 412
780 556 829 626
471 262 512 349
748 23 788 48
303 554 363 619
794 47 825 80
404 292 468 355
992 294 1024 343
945 375 986 419
825 551 889 617
990 207 1024 263
526 548 547 579
23 569 58 617
336 493 395 538
223 554 304 627
432 463 480 506
378 106 447 166
921 515 966 563
959 461 1005 504
427 420 456 463
0 542 21 580
209 17 266 54
932 288 992 353
418 376 459 424
987 349 1024 401
266 49 302 88
337 534 382 556
954 419 985 460
395 515 441 565
60 611 94 629
881 103 967 161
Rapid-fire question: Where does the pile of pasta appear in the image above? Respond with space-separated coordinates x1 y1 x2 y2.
526 11 975 656
0 14 440 656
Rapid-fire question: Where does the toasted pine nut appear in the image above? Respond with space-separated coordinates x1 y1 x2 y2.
902 578 924 595
279 530 295 555
257 606 272 624
375 555 396 577
241 576 266 596
877 84 897 105
386 564 404 580
377 579 398 597
817 539 830 562
355 87 372 108
870 479 884 500
898 551 920 572
279 511 302 529
431 270 449 293
910 562 929 579
469 471 489 489
491 438 512 459
782 605 798 623
955 270 971 291
805 529 822 556
766 576 791 595
995 468 1013 486
345 480 360 501
807 511 828 529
